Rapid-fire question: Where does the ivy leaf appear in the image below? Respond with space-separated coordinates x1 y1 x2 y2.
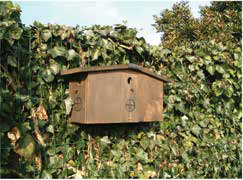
42 29 52 42
48 46 66 58
41 170 52 179
140 138 149 150
64 96 73 115
92 49 99 61
15 134 36 161
135 46 143 55
225 85 234 97
206 65 215 75
204 55 212 61
42 69 55 82
67 124 80 135
49 156 64 169
67 49 79 61
136 148 148 162
46 125 54 134
9 27 23 40
191 125 201 137
182 151 190 162
186 56 196 62
100 136 111 144
137 132 145 139
215 65 225 74
50 63 60 75
7 56 17 67
197 70 205 79
233 53 240 60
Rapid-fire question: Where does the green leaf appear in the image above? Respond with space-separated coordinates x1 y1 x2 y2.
197 70 205 79
16 134 36 161
50 63 60 75
42 68 55 82
136 148 148 162
226 85 234 97
135 46 143 55
186 56 195 62
7 56 17 67
46 125 54 134
67 49 79 61
170 146 177 156
64 96 73 115
21 122 31 134
41 170 52 179
38 120 48 128
206 65 215 75
204 55 212 61
234 53 240 60
182 151 190 162
137 131 145 139
9 27 23 40
92 49 99 61
42 29 52 42
48 46 66 58
100 136 111 144
191 125 201 137
213 55 220 61
140 138 149 150
67 123 79 135
49 156 64 169
215 65 225 74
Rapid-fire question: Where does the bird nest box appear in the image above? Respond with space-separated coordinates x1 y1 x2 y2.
61 64 172 124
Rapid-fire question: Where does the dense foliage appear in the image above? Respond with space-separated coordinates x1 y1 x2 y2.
153 1 242 48
0 1 242 178
153 1 242 178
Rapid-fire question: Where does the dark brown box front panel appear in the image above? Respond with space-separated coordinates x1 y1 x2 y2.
86 71 127 123
68 70 164 124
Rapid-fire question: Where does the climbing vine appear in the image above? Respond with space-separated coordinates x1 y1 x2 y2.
0 1 241 178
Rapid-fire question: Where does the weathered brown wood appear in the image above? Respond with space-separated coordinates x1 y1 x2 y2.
61 63 173 83
86 71 126 123
62 64 171 124
136 73 163 122
68 74 87 123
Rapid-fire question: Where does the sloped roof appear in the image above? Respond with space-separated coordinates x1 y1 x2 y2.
61 63 173 83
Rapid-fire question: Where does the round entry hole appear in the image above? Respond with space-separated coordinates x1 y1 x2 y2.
127 77 132 84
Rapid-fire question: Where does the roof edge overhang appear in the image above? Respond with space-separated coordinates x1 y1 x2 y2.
61 63 173 83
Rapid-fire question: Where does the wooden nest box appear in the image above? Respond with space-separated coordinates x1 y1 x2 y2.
61 64 172 124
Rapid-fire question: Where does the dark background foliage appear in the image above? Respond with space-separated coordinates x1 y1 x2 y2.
0 1 242 178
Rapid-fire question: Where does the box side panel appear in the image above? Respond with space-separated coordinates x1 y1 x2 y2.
69 75 86 123
86 71 127 124
136 74 163 122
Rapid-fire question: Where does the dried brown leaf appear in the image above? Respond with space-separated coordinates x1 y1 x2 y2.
34 129 46 147
31 107 46 147
7 127 21 148
35 153 42 170
35 104 48 120
157 134 165 141
215 131 221 140
79 48 87 66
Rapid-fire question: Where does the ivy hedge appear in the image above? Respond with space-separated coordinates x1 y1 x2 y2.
0 1 242 178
